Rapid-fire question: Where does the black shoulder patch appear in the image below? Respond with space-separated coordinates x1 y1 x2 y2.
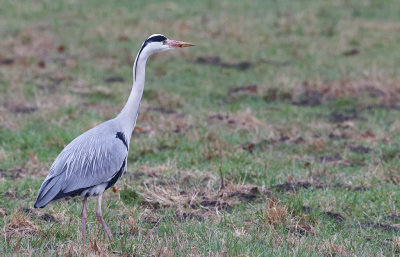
105 158 126 191
116 131 128 149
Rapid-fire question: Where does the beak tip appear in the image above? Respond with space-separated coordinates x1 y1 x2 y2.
182 43 196 48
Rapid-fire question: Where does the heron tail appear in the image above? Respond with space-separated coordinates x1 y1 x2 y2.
34 176 62 208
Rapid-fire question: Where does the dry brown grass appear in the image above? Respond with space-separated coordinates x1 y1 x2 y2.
136 162 177 177
208 108 272 133
319 239 347 257
3 212 39 237
87 238 109 257
0 108 20 130
0 157 49 180
124 216 138 234
341 18 400 32
267 73 400 110
63 242 80 257
138 176 265 219
353 163 400 187
337 18 400 50
286 233 313 253
201 133 230 161
136 105 193 135
0 148 7 163
154 91 184 110
8 28 55 59
286 236 347 256
274 11 318 36
261 198 288 228
53 237 113 257
0 207 5 217
392 237 400 252
257 197 319 239
295 75 400 107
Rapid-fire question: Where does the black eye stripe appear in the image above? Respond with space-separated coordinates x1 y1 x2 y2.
146 35 167 43
134 35 167 81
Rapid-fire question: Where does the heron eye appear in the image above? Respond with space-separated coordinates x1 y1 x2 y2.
162 40 167 45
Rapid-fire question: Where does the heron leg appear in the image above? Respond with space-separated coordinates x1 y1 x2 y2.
81 196 88 244
96 193 112 238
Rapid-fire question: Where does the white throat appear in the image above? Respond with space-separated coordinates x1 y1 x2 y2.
116 46 152 139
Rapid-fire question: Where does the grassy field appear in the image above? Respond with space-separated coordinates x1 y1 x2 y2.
1 0 400 255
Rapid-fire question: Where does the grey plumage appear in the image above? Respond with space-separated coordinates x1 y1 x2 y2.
34 119 128 208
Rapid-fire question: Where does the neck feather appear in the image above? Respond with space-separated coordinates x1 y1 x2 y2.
117 49 150 136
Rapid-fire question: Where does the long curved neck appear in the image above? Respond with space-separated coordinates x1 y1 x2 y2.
117 49 150 137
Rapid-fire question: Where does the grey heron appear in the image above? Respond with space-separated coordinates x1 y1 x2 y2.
34 34 195 243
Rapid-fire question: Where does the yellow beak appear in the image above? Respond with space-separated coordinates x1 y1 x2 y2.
166 39 196 48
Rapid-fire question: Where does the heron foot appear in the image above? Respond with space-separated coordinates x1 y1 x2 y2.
96 211 113 238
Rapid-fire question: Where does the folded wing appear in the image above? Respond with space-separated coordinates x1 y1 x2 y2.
34 123 128 208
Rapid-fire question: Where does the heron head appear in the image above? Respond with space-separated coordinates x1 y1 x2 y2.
141 34 195 55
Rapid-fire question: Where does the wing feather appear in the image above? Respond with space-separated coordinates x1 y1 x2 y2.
34 121 128 208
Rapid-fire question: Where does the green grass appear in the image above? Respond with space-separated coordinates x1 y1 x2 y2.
1 0 400 255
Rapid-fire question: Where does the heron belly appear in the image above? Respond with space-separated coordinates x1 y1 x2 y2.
81 182 108 197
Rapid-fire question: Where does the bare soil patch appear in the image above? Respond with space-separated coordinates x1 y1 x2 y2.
4 101 37 114
266 76 400 109
104 76 125 83
383 213 400 223
195 55 253 70
0 166 28 179
349 145 370 154
20 207 58 223
228 84 258 97
328 109 362 123
302 206 345 224
361 222 399 232
271 181 368 192
195 55 290 70
208 109 272 132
